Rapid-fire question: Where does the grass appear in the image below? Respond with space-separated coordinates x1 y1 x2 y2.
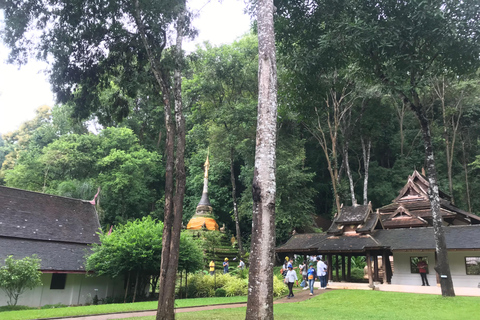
0 296 247 320
123 290 480 320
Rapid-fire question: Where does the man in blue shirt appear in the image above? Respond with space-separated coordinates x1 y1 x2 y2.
223 258 229 274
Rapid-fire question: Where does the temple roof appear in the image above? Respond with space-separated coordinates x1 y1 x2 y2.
0 186 100 272
326 202 378 235
0 186 100 244
378 170 480 227
276 225 480 253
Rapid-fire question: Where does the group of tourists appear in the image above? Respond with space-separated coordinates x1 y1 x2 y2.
282 256 329 298
208 257 245 275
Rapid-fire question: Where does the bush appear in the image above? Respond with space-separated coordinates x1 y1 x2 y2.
0 305 33 312
273 276 288 297
215 288 227 297
180 270 287 298
223 277 248 297
351 268 366 282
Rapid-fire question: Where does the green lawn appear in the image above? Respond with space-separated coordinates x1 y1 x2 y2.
124 290 480 320
0 296 247 320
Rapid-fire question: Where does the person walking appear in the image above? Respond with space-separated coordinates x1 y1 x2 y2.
223 258 229 274
209 260 215 276
316 256 328 289
417 258 429 286
284 264 298 298
238 258 245 270
307 263 317 296
299 260 308 290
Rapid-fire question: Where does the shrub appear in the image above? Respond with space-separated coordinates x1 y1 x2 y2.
223 277 248 297
273 275 288 297
351 268 366 281
215 288 227 297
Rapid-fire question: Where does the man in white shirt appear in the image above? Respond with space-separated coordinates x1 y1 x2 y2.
316 256 328 289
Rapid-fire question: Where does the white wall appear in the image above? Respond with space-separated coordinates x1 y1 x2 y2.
391 250 480 288
0 273 124 307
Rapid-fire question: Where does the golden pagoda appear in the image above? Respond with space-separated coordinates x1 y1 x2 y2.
186 153 219 231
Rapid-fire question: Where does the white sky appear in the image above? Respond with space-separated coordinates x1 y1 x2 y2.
0 0 251 135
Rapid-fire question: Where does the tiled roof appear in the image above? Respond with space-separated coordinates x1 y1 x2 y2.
374 225 480 250
0 186 100 244
0 237 91 271
335 205 370 224
276 225 480 253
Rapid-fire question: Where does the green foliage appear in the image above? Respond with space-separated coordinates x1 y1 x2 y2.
0 255 42 306
273 275 288 297
214 288 226 297
178 233 204 274
184 272 286 298
222 277 248 297
3 127 163 226
85 216 164 278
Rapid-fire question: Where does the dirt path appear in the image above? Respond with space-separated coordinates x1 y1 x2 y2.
54 288 330 320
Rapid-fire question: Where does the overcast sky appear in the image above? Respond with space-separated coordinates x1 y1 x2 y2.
0 0 251 135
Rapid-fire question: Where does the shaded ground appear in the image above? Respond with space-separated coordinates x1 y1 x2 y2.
54 288 329 320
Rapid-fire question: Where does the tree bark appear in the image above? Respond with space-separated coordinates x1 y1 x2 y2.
361 137 371 205
407 97 455 297
344 142 357 206
156 4 187 319
230 148 243 255
246 0 277 319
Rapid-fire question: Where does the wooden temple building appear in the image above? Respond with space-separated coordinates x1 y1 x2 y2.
276 171 480 288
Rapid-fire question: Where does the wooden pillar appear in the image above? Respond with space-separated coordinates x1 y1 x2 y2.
335 255 339 282
366 251 373 288
385 253 393 284
327 254 333 281
341 255 346 281
373 254 379 282
382 251 388 284
347 254 352 282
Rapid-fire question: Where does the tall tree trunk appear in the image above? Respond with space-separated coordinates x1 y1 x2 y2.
246 0 277 319
434 77 464 205
361 137 371 205
156 4 187 319
394 98 407 156
344 142 356 206
461 141 472 213
230 148 243 255
408 97 455 297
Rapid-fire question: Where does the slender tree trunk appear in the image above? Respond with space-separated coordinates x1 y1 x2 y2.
408 98 455 297
395 100 406 157
344 142 356 206
133 272 139 303
179 271 183 299
462 141 472 213
156 4 187 319
246 0 277 319
124 272 130 303
185 272 188 299
361 137 371 205
230 148 243 255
